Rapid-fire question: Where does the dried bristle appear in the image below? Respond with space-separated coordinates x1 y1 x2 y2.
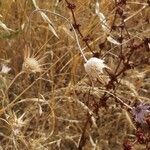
22 46 45 73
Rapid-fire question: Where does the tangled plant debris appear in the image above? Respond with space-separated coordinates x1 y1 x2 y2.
0 0 150 150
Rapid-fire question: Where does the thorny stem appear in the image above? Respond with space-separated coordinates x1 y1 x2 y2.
114 25 124 74
65 0 95 55
116 41 145 77
78 113 92 150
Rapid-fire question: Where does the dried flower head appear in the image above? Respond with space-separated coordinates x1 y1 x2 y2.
6 112 27 135
22 46 46 73
132 103 150 126
12 112 26 135
0 64 11 74
84 57 109 79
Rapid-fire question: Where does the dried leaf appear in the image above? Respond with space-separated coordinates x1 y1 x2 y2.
95 0 110 33
0 20 15 33
107 36 121 45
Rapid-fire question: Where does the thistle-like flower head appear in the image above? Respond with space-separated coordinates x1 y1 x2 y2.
84 57 109 78
22 46 46 73
6 112 27 135
132 103 150 125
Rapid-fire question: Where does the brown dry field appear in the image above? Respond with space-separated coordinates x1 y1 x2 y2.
0 0 150 150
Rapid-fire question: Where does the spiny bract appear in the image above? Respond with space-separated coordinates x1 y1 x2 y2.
22 46 45 73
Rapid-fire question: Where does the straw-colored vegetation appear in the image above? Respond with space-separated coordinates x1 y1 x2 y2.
0 0 149 149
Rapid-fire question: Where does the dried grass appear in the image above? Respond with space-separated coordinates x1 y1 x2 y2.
0 0 150 149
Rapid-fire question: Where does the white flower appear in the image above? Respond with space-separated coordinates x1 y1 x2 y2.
1 64 11 74
84 57 109 78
